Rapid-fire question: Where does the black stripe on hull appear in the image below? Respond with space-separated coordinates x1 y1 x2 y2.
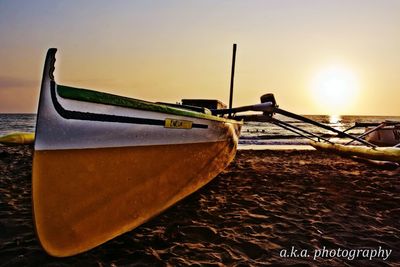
50 81 208 129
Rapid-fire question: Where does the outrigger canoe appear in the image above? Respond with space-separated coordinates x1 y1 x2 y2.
32 49 242 257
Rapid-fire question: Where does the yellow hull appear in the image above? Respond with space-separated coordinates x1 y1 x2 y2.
32 140 236 257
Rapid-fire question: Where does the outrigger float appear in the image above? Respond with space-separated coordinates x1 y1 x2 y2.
29 46 399 257
0 132 34 145
309 122 400 164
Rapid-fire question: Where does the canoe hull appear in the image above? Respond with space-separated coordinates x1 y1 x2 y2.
32 49 242 256
33 140 236 256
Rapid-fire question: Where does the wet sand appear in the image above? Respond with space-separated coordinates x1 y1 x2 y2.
0 145 399 266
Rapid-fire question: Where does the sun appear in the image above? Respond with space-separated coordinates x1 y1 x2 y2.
311 66 359 115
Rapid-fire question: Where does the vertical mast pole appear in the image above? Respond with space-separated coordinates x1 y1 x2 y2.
229 43 237 117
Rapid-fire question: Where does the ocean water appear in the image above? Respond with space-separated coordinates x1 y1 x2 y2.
0 113 399 147
239 114 400 147
0 114 36 136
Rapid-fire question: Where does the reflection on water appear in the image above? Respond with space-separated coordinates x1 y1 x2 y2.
329 114 341 124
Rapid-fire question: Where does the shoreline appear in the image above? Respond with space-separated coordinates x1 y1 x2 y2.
0 145 399 266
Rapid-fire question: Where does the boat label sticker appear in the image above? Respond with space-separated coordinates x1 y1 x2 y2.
164 118 193 129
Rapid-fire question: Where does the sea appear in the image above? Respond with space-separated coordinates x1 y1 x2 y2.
1 113 399 148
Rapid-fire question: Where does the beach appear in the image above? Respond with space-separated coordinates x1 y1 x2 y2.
0 145 399 266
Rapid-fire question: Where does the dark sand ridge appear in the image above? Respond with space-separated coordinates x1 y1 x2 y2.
0 146 399 266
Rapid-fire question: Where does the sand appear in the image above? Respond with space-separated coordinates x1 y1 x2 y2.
0 145 399 266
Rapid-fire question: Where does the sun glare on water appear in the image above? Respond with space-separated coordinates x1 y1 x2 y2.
311 66 359 115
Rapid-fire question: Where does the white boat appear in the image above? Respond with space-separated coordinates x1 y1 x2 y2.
32 49 242 257
348 121 400 147
365 124 400 147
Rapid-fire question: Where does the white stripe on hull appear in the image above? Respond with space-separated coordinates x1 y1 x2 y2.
35 57 241 151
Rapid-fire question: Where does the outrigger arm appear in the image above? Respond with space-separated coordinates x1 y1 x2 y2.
273 108 377 147
345 123 386 145
211 93 377 148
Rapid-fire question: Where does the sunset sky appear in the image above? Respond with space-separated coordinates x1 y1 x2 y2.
1 0 399 115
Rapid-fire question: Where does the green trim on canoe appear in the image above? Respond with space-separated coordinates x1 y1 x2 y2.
57 84 242 124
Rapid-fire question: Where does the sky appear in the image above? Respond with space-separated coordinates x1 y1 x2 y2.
0 0 399 115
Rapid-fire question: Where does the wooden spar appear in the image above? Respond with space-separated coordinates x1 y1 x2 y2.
234 114 318 142
212 102 275 115
229 44 237 118
343 124 357 133
345 121 400 132
274 108 377 148
234 114 272 122
234 113 334 144
268 117 334 144
213 95 379 147
355 121 400 127
346 123 385 145
270 119 325 143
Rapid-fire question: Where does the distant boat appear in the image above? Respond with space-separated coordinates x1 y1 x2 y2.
32 49 243 257
0 132 34 145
